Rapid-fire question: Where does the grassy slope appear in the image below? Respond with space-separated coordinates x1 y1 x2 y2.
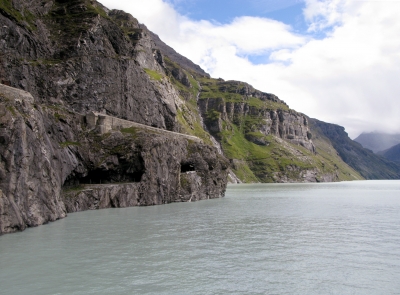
219 117 362 182
309 125 364 181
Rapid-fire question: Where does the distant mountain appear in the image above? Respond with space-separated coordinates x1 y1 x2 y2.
354 132 400 153
378 144 400 163
309 119 400 179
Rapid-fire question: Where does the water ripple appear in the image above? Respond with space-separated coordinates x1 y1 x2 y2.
1 181 400 294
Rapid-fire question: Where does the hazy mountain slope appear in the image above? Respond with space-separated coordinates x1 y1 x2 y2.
309 119 400 179
354 132 400 153
377 143 400 163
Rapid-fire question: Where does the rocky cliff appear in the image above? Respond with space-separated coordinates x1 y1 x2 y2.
0 0 179 129
0 84 228 234
0 0 229 235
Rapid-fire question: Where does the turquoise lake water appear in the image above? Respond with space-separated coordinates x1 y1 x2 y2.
1 180 400 294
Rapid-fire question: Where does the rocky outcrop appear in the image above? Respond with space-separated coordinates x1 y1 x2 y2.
272 168 337 183
0 84 228 234
194 78 349 183
0 85 73 233
63 128 228 212
198 80 315 153
199 97 314 152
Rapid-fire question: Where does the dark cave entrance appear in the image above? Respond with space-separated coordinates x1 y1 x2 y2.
79 169 144 184
181 162 196 173
63 156 145 188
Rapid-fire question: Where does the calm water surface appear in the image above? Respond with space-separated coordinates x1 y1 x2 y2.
1 180 400 295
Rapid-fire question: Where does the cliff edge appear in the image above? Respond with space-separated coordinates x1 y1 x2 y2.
0 84 228 234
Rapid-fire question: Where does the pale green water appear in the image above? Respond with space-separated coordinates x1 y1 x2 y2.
1 180 400 295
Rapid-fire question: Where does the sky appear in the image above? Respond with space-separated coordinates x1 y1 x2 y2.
98 0 400 138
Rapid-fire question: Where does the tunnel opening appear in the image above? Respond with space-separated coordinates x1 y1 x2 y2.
79 169 144 184
63 168 144 187
181 162 196 173
63 155 145 188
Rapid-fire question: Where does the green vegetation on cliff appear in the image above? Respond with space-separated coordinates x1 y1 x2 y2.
165 67 363 182
144 68 163 81
0 0 36 30
198 77 290 111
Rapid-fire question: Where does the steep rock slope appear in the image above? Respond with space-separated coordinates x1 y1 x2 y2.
0 0 178 129
0 0 229 234
0 0 366 186
0 84 228 234
377 144 400 163
309 119 400 179
0 0 392 235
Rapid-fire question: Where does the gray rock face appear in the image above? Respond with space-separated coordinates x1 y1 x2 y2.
0 84 228 234
0 85 71 233
272 168 337 183
0 0 179 130
199 97 315 153
171 67 191 87
0 0 229 235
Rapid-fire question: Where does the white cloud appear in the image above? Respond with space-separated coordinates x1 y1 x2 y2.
98 0 400 138
303 0 348 31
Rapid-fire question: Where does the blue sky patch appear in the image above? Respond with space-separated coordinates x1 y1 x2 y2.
169 0 307 32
